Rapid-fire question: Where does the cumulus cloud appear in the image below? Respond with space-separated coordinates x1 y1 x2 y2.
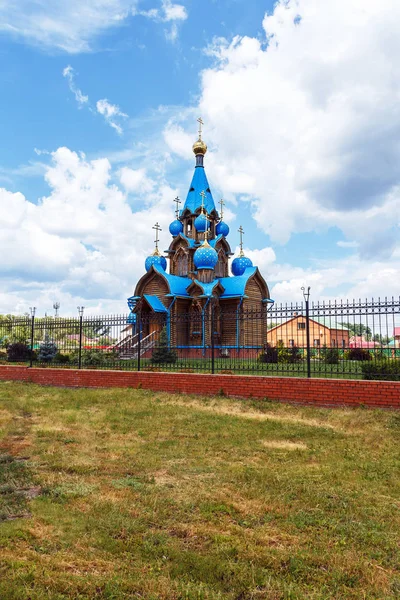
0 147 177 315
96 99 128 135
119 167 155 193
63 65 89 107
163 0 400 259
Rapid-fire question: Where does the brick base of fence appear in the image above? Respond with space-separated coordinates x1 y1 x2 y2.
0 365 399 409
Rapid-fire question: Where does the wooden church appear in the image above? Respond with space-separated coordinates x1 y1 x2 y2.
127 121 272 353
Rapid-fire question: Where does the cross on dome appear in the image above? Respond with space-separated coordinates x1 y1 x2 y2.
197 117 204 140
219 198 225 220
152 222 162 255
200 190 206 214
238 225 245 257
173 196 181 218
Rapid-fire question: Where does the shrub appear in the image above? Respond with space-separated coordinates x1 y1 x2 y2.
0 351 7 361
322 347 340 365
54 352 70 364
38 334 57 363
258 344 278 364
151 327 177 365
7 342 31 362
82 350 106 367
277 341 302 363
344 348 372 361
361 359 400 381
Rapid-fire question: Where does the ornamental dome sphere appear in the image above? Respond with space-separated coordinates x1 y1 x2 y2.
145 254 167 272
169 219 183 236
192 138 207 156
194 213 210 233
231 255 253 277
193 244 218 270
216 221 229 237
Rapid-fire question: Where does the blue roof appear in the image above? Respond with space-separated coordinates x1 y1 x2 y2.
182 166 217 215
209 234 223 248
143 294 168 313
219 267 257 298
192 279 221 297
153 265 191 297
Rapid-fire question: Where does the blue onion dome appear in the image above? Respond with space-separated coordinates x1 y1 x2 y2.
145 253 167 272
194 212 210 233
169 219 183 236
231 255 253 276
194 241 218 270
216 221 230 237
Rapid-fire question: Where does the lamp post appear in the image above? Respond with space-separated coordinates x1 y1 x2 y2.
77 306 84 369
301 287 311 378
29 307 36 368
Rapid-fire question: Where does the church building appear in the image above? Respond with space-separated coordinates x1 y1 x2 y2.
127 121 272 353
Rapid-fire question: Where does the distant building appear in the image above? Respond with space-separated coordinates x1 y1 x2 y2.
267 315 350 348
349 335 380 349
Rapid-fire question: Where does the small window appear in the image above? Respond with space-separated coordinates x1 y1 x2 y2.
298 322 306 330
342 339 346 348
332 339 336 347
289 339 294 347
313 339 320 347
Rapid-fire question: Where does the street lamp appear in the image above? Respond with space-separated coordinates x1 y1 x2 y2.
29 307 36 367
301 287 311 378
77 307 84 368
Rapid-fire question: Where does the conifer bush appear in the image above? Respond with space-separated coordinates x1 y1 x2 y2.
151 327 177 364
38 335 57 363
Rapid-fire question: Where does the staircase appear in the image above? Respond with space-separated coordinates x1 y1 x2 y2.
110 331 158 359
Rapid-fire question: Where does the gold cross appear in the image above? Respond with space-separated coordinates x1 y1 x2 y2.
200 190 206 214
152 222 162 254
218 198 225 220
173 196 181 218
197 117 204 140
238 225 245 257
203 212 210 243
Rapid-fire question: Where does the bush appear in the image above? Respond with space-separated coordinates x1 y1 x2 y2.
7 342 32 362
344 348 372 361
258 344 278 364
277 341 302 363
322 347 340 365
82 350 106 367
151 327 177 365
361 359 400 381
0 351 7 361
54 352 70 364
38 335 57 363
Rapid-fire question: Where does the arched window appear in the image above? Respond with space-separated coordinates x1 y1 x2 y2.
174 248 188 276
215 249 226 278
190 302 203 341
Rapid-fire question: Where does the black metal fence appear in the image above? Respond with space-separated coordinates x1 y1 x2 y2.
0 296 399 380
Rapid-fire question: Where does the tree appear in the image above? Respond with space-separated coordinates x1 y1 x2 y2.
151 327 177 364
372 334 391 345
38 334 58 363
342 322 372 341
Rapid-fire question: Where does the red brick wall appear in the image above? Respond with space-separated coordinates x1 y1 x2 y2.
0 365 399 409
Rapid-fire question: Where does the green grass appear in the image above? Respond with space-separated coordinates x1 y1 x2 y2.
1 382 400 599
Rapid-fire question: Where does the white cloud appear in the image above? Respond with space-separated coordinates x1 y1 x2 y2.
96 99 128 135
63 65 89 107
337 241 358 248
161 0 399 260
141 0 187 42
0 1 138 54
0 147 177 315
119 167 155 193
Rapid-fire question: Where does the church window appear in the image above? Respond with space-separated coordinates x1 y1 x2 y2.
175 249 188 276
215 249 226 278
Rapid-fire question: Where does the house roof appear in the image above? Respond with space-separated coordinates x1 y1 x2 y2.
394 327 400 337
143 295 168 313
267 314 350 333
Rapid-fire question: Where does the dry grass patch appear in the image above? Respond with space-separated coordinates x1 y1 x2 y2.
0 382 399 599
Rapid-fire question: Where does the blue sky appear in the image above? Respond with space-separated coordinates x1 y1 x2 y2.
0 0 399 315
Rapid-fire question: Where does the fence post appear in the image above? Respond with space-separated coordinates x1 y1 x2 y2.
211 300 215 375
78 306 84 369
137 312 141 372
29 307 36 368
302 287 311 378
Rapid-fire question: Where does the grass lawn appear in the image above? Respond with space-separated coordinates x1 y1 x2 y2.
0 382 399 599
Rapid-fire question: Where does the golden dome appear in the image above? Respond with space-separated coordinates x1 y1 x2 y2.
192 137 207 156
